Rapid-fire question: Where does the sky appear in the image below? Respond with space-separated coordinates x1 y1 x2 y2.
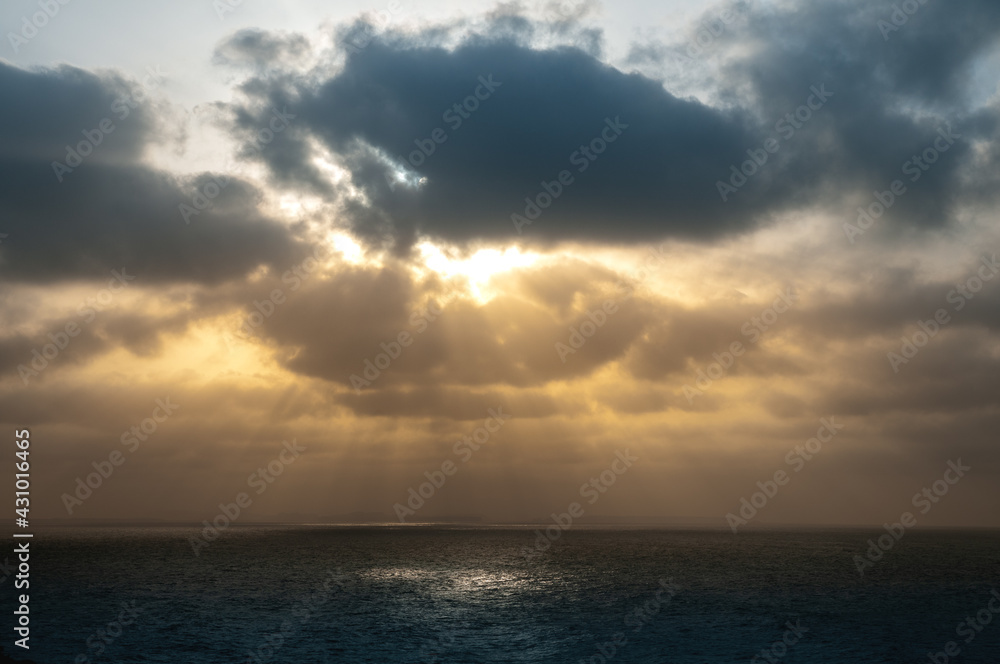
2 0 999 527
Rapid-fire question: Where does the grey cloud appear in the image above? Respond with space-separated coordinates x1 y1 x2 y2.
229 33 767 250
0 62 304 284
213 29 312 70
226 1 1000 250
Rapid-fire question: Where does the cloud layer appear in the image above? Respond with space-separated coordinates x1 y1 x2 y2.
224 0 1000 252
1 0 999 526
0 62 304 284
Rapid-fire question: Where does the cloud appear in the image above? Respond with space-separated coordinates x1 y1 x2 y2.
237 257 652 391
0 61 304 284
3 1 999 526
213 28 312 71
711 0 1000 231
227 32 766 250
224 0 1000 251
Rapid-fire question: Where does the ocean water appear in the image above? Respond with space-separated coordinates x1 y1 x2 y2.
8 526 1000 663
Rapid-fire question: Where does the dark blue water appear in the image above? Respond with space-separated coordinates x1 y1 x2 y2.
8 526 1000 663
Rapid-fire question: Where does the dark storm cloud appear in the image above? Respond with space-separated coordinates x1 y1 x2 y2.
229 35 765 248
0 63 152 163
715 0 1000 232
226 0 1000 249
0 62 303 284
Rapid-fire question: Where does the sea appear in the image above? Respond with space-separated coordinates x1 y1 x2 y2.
6 526 1000 663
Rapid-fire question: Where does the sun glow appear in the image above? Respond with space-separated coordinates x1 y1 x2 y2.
416 242 539 301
